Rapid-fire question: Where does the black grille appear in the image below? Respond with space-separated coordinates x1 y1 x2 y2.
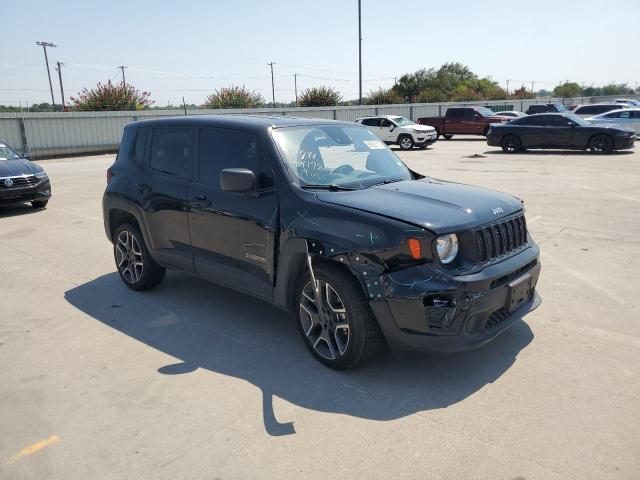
474 215 527 263
0 175 38 190
485 308 510 330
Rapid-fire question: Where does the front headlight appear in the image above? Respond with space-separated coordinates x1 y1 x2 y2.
436 234 459 264
35 171 47 179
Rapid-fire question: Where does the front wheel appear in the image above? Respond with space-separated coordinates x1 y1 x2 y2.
296 263 384 369
398 135 415 150
589 134 614 153
501 134 522 153
114 223 166 291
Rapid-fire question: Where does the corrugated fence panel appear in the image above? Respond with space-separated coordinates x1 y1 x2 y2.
2 94 637 158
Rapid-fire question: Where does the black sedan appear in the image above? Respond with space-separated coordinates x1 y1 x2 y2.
0 142 51 208
487 113 635 153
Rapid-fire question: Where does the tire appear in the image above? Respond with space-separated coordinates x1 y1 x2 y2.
501 134 522 153
443 134 453 140
589 134 614 153
113 223 166 291
398 135 415 150
31 200 48 208
296 262 384 369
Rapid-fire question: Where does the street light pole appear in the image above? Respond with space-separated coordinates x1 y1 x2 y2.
294 73 299 107
56 61 65 110
118 65 127 88
268 62 276 107
358 0 362 105
36 41 57 110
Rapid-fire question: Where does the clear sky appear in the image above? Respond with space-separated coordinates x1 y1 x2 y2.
2 0 639 106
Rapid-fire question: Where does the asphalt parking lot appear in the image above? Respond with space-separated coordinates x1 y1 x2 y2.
1 137 639 480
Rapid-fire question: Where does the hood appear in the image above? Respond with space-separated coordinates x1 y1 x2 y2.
0 158 41 178
486 115 511 122
316 178 523 233
407 124 436 132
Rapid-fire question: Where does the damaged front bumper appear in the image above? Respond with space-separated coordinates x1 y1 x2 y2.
368 244 541 353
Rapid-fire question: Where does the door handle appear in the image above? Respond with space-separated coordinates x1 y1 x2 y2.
191 194 211 208
137 183 152 193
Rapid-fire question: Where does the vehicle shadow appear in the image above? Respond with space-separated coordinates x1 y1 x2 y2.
0 203 46 219
484 149 634 156
64 272 534 436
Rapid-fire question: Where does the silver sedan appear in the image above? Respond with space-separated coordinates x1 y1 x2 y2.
586 108 640 135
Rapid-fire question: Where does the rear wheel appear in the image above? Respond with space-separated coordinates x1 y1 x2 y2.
31 200 48 208
501 134 522 153
398 135 414 150
443 134 453 140
589 134 614 153
296 263 384 369
114 223 166 291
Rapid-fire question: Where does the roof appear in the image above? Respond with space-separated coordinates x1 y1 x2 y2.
132 114 357 131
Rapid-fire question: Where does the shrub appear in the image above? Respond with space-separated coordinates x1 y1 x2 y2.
203 85 264 109
70 80 153 111
298 86 342 107
365 88 402 105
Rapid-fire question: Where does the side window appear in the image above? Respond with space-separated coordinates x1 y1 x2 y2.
198 128 274 189
132 127 148 163
380 118 392 127
447 109 464 119
361 118 379 127
633 111 640 119
464 109 476 120
149 127 192 178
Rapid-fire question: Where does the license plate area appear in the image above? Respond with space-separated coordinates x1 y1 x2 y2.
507 273 532 313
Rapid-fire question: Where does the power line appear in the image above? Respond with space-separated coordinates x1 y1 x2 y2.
36 41 57 110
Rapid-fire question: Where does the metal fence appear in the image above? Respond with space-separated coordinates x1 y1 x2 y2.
1 94 636 159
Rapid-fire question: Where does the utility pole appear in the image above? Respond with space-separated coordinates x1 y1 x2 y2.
393 77 397 86
267 62 276 107
118 65 127 87
56 61 66 110
505 79 510 95
293 73 299 107
358 0 363 105
36 41 56 110
530 81 535 94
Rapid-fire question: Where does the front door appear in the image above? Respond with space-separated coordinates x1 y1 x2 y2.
188 127 278 300
379 118 397 142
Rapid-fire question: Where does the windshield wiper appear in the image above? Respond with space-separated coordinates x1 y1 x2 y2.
366 178 405 188
300 183 356 191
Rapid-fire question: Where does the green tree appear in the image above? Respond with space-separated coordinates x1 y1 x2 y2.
203 85 264 109
552 82 582 98
298 86 342 106
70 80 153 111
365 87 402 105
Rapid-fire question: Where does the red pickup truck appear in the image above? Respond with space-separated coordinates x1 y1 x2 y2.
417 107 512 139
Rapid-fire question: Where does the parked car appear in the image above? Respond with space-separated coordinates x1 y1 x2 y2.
494 111 527 118
0 142 50 208
615 98 640 107
486 113 635 153
586 108 640 134
571 103 629 118
355 115 437 150
525 104 567 115
103 115 541 369
417 107 512 139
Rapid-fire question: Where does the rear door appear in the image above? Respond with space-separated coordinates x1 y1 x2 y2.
188 127 278 300
135 125 194 271
516 116 547 147
444 108 465 134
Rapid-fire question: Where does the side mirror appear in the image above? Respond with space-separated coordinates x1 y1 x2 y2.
23 153 32 160
474 114 481 120
568 123 576 128
220 168 256 192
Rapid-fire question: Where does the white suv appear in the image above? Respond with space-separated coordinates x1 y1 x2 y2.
355 115 437 150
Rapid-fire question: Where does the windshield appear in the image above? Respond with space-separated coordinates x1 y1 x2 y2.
0 143 22 161
390 116 415 126
476 107 496 116
271 125 412 189
556 104 568 112
567 114 591 126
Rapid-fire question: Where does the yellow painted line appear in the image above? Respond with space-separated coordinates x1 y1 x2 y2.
4 435 59 465
528 215 543 223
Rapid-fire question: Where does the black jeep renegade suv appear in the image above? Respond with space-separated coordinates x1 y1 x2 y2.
103 115 541 369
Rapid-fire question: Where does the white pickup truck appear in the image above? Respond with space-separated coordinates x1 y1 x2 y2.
355 115 437 150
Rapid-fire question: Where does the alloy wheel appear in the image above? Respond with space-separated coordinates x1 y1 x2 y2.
400 137 413 149
591 135 612 153
503 135 520 152
299 279 351 360
115 230 144 284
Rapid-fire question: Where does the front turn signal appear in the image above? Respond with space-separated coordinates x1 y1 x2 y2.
408 238 422 259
